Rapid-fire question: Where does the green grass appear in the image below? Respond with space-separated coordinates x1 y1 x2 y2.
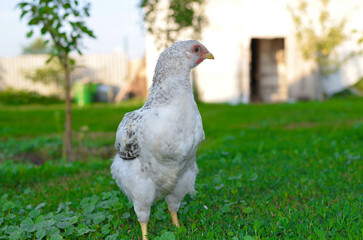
0 98 362 239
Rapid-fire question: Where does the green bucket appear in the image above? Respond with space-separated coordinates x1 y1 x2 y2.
74 83 97 106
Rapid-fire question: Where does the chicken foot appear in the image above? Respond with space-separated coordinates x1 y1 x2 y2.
168 208 180 227
139 221 148 240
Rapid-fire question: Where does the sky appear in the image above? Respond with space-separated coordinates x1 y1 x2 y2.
0 0 146 59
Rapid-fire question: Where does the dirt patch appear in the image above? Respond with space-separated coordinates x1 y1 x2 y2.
76 145 116 162
12 145 115 165
18 152 46 165
284 119 363 129
81 131 114 140
284 122 318 129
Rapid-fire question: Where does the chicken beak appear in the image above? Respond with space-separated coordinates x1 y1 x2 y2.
203 51 214 60
196 49 214 64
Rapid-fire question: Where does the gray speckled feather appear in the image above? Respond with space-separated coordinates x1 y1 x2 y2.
115 110 142 160
111 40 213 227
114 41 200 161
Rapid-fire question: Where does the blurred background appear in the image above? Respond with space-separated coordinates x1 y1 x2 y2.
0 2 362 238
0 0 146 105
1 0 362 105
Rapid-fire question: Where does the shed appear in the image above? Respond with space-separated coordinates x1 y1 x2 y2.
145 0 363 103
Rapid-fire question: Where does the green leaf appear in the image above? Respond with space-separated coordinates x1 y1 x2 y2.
6 213 16 220
18 2 29 8
36 229 46 239
278 216 289 226
41 27 47 35
46 55 55 64
34 215 45 224
105 234 118 240
44 219 56 228
86 30 96 38
56 221 71 229
250 172 258 181
111 201 123 210
253 220 259 231
84 205 95 214
5 226 18 235
121 212 130 219
221 205 231 213
53 213 67 222
244 236 254 240
28 18 40 25
80 197 91 208
243 207 253 214
35 202 46 210
20 217 35 232
101 192 113 200
20 10 29 19
46 226 60 236
64 226 75 236
2 201 15 211
91 212 106 224
8 229 21 240
29 209 41 218
177 226 187 235
159 232 176 240
83 5 90 16
314 227 326 240
68 215 78 224
34 221 45 231
69 58 76 66
101 224 110 235
49 235 63 240
64 3 71 9
63 13 70 20
77 224 90 236
76 48 82 55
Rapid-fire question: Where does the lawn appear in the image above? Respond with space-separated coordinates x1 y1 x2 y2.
0 98 362 240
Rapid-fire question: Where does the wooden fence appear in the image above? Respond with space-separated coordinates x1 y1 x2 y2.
0 53 128 96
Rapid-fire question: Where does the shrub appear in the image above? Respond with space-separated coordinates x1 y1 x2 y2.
0 88 63 105
354 77 363 93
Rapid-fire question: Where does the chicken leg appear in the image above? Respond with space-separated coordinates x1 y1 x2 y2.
139 221 148 240
168 208 180 227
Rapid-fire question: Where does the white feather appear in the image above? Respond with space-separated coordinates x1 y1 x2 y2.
111 40 209 223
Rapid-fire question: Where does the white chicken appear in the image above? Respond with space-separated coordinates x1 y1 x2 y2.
111 40 214 240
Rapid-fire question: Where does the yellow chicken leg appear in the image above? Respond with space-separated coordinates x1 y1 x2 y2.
139 221 148 240
168 208 180 227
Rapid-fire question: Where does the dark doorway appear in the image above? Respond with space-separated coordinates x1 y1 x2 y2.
250 39 260 102
250 38 285 102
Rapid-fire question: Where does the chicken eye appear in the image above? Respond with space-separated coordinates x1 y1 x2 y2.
194 47 200 53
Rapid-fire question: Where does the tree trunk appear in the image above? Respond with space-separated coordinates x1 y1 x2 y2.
316 65 324 101
64 60 75 162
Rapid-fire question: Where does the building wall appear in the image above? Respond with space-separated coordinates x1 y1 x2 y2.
146 0 363 103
